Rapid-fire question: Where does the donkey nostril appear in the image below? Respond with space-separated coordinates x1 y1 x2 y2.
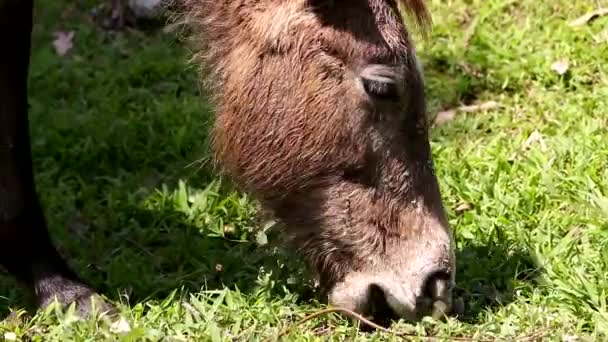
422 271 452 300
363 284 398 328
420 271 453 319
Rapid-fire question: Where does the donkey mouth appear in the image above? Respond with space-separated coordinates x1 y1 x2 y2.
335 281 454 331
361 283 400 329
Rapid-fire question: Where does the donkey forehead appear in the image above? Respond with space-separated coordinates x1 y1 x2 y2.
247 0 413 61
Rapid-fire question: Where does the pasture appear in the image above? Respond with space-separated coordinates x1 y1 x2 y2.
1 0 607 340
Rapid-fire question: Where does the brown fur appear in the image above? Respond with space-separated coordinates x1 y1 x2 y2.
179 0 453 319
183 0 429 194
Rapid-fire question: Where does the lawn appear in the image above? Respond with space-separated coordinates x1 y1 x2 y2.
1 0 607 340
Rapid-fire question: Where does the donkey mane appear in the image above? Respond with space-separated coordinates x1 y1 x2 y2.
180 0 430 99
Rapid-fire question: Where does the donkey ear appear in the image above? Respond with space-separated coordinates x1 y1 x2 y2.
394 0 432 34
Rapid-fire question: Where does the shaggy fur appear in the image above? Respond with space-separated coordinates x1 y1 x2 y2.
179 0 454 319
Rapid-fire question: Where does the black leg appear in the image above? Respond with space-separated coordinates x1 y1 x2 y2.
0 0 110 315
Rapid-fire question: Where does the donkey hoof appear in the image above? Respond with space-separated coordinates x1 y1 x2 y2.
37 277 116 319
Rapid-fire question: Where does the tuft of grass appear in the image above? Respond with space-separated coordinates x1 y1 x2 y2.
1 0 607 340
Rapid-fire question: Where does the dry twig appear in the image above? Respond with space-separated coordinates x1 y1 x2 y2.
568 8 608 27
263 307 547 342
433 101 500 126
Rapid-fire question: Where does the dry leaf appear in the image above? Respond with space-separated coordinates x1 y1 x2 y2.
458 62 483 77
434 110 456 126
568 8 608 27
523 129 548 152
455 202 473 213
52 31 74 56
223 224 235 236
592 29 608 44
4 332 17 341
551 59 570 75
458 100 499 113
110 317 132 334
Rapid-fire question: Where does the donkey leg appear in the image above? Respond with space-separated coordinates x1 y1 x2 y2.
0 0 110 316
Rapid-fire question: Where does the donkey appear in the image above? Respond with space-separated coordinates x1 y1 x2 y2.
0 0 455 325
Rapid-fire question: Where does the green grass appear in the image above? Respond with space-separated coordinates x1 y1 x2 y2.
1 0 607 340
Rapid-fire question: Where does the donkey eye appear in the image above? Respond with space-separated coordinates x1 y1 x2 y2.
359 64 403 101
361 75 399 100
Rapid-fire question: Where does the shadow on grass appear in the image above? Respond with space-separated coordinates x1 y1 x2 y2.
0 179 318 318
453 244 540 323
86 197 318 305
1 178 541 324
